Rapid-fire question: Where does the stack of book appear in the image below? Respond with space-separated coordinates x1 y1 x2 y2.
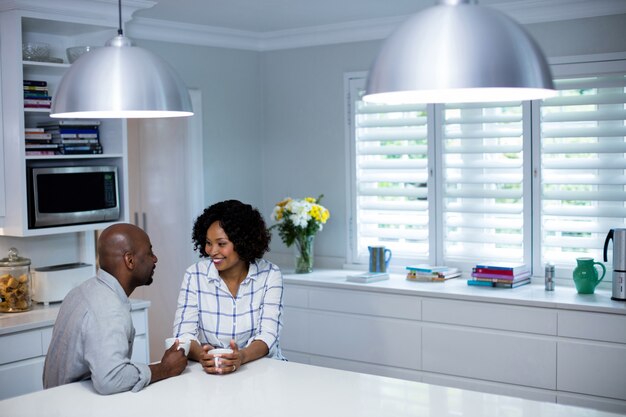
406 264 461 282
24 127 57 155
37 120 103 154
468 262 531 288
23 80 51 109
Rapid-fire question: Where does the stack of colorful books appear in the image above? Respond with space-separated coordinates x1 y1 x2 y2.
37 120 103 154
406 264 461 282
468 262 531 288
23 80 51 109
24 127 56 155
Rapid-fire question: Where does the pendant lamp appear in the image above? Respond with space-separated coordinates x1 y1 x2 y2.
363 0 556 104
51 0 193 118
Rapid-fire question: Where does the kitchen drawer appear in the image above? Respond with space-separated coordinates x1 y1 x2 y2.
306 310 421 369
308 287 420 320
423 326 556 389
281 307 311 352
0 329 43 365
0 356 45 400
558 310 626 343
557 340 626 400
284 285 308 308
422 299 557 335
41 327 52 353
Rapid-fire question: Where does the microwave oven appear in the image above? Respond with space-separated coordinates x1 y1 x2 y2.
28 165 120 229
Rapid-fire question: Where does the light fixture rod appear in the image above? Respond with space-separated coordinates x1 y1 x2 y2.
117 0 123 36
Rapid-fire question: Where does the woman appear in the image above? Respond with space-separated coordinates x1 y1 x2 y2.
173 200 285 374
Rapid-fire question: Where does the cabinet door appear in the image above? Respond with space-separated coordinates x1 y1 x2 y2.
423 326 557 389
129 90 203 362
558 340 626 400
0 356 45 400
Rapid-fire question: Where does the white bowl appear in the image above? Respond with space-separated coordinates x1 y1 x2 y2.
22 42 51 61
66 46 99 64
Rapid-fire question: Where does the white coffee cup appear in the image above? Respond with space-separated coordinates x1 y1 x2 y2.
165 337 191 356
208 348 233 367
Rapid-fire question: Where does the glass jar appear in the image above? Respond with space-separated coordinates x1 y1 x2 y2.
0 248 32 312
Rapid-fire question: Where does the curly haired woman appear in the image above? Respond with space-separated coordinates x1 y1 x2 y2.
173 200 285 375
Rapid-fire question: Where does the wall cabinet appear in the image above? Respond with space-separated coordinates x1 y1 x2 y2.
0 7 129 237
282 281 626 415
0 301 150 400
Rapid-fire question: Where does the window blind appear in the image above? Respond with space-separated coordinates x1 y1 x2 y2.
539 74 626 268
440 101 528 265
354 98 430 261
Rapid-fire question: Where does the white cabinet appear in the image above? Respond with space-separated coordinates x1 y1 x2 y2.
0 8 129 237
0 326 51 399
283 286 422 380
282 280 626 414
556 311 626 405
0 302 150 400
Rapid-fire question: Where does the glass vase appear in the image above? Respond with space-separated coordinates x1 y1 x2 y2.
294 235 314 273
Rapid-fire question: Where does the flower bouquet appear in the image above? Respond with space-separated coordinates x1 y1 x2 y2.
270 195 330 273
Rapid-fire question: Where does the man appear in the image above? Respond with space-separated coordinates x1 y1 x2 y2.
43 223 187 394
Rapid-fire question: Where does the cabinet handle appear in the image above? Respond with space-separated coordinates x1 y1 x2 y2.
142 212 147 233
134 212 139 226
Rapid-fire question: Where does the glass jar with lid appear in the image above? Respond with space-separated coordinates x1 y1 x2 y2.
0 248 32 312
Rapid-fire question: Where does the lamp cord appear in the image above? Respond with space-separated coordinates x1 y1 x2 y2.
118 0 123 36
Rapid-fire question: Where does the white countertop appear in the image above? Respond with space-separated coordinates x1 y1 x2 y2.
284 269 626 315
0 298 150 335
0 359 622 417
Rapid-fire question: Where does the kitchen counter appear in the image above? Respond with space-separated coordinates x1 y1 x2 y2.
0 298 150 335
0 359 623 417
283 269 626 315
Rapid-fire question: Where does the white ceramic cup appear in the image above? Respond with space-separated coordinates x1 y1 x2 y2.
165 337 191 356
208 348 233 367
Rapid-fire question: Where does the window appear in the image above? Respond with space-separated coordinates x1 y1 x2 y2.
346 55 626 278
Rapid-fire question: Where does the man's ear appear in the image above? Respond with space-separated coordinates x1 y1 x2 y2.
123 252 134 270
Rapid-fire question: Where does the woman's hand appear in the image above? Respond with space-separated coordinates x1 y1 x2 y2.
201 339 243 375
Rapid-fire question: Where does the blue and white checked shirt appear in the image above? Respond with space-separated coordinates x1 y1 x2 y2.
173 258 285 360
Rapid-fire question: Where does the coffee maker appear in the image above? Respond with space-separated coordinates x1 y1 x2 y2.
603 228 626 301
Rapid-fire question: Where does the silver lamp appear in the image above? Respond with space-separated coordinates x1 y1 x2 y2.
51 0 193 118
364 0 556 104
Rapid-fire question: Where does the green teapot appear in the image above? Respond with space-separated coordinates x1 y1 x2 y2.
573 257 606 294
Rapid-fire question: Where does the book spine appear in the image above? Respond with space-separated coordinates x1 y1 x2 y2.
472 267 515 276
24 133 52 140
23 86 49 91
23 80 48 87
471 271 531 280
467 279 494 287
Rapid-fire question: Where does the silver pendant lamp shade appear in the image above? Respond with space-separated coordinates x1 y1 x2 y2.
364 0 556 104
51 1 192 118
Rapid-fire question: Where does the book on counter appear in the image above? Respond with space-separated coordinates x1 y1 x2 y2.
346 272 390 283
467 278 531 288
406 264 461 282
472 262 529 276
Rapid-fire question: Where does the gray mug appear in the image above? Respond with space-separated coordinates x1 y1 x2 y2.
368 246 392 273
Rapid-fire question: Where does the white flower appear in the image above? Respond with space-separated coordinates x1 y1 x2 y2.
287 200 312 228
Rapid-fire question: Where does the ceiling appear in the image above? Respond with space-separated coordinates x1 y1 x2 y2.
130 0 623 33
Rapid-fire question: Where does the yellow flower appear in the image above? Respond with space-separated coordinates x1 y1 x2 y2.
304 197 316 203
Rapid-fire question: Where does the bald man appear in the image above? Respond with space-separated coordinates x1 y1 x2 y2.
43 223 187 394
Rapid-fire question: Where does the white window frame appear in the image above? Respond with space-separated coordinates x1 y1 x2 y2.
346 52 626 280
